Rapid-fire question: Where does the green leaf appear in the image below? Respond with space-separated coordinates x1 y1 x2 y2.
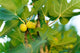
0 0 28 13
0 42 10 53
9 40 46 53
55 30 77 46
48 23 77 46
7 27 24 47
27 0 47 17
12 0 29 15
9 44 29 53
0 20 19 36
31 40 47 53
59 17 69 25
0 8 18 21
32 0 38 3
38 10 45 27
12 0 22 8
36 24 58 40
0 20 3 26
50 0 80 17
44 0 80 24
49 47 59 53
0 43 4 52
21 6 30 19
61 29 77 43
71 42 80 53
0 0 17 12
51 50 59 53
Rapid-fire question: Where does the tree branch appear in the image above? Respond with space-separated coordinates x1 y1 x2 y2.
40 45 44 53
36 12 41 38
28 30 34 41
25 29 28 47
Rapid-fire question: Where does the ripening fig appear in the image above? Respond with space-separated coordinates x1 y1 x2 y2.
69 44 74 49
20 24 27 32
26 21 36 29
65 44 74 49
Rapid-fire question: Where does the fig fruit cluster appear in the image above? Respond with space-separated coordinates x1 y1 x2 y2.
20 21 36 32
65 44 74 49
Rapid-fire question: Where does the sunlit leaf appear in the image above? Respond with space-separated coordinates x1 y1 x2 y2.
0 8 18 21
0 20 19 36
44 0 80 24
7 27 24 47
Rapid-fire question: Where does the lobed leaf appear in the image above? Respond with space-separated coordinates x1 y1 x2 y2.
0 20 19 36
0 8 18 21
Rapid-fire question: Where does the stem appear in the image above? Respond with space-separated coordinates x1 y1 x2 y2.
49 15 61 26
37 12 41 28
37 12 44 53
40 45 44 53
25 29 28 47
46 20 49 25
37 31 40 38
52 40 75 47
18 17 25 24
28 30 34 41
28 16 32 22
36 12 41 38
45 45 48 53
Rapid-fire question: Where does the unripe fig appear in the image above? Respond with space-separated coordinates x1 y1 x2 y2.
69 44 74 49
20 24 27 32
26 21 36 29
65 44 74 49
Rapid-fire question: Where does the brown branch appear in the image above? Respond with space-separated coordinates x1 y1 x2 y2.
45 45 48 53
40 45 44 53
25 29 28 47
37 12 41 28
36 12 41 38
49 15 61 26
37 31 40 38
37 12 47 53
28 30 34 41
45 20 49 25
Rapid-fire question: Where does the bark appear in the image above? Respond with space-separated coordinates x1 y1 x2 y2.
25 29 28 47
45 45 48 53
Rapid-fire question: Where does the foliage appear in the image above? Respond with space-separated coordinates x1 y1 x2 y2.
0 0 80 53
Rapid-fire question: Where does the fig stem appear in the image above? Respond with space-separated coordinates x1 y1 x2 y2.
25 29 28 47
28 30 34 41
49 14 61 26
28 16 32 22
18 17 25 24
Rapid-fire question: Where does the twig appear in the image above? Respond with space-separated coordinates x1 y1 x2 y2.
37 12 41 28
28 16 33 22
40 45 44 53
28 30 34 41
52 40 76 47
49 15 61 25
18 17 25 24
45 45 48 53
25 29 28 47
36 12 41 38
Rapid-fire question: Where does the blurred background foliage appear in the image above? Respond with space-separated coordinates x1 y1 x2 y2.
0 22 79 53
0 0 80 53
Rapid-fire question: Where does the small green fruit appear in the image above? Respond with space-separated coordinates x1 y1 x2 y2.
69 44 74 49
26 21 36 29
65 44 74 49
20 24 27 32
